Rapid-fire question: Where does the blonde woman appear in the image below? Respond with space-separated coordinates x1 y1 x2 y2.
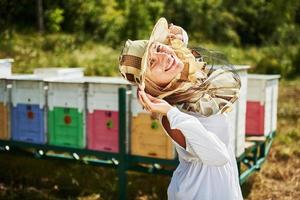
119 18 243 200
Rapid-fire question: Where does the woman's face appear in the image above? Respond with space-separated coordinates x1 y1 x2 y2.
145 42 184 87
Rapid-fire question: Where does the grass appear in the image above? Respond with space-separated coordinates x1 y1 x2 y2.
1 31 287 76
0 153 171 200
242 79 300 200
0 32 121 76
0 32 299 199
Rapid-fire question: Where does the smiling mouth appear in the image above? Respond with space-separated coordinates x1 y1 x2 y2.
165 55 175 72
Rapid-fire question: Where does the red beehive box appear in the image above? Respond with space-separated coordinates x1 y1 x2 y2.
88 110 119 152
86 77 130 152
246 74 280 136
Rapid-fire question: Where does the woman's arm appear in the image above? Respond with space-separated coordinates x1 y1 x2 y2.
161 107 230 166
161 115 186 148
138 89 230 166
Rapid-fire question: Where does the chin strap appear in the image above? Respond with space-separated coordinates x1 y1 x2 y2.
178 63 189 82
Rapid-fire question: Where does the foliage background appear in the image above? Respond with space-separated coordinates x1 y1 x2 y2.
0 0 299 78
0 0 299 199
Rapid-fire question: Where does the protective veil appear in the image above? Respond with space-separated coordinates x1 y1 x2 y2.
145 39 241 117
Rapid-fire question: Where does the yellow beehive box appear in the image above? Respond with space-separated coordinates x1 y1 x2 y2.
131 112 176 159
0 77 9 140
0 102 9 140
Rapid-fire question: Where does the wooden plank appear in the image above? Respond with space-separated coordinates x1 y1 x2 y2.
0 103 9 140
246 136 266 142
245 141 255 149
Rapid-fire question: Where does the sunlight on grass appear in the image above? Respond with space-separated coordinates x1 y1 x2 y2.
1 32 288 77
0 33 120 76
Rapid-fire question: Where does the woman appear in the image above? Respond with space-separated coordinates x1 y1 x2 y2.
119 18 243 200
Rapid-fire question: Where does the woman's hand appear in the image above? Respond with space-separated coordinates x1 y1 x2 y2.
137 85 173 116
168 23 184 41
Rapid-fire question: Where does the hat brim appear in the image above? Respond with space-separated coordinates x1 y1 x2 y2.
140 18 169 83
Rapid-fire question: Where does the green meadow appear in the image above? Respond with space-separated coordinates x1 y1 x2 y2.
0 32 299 199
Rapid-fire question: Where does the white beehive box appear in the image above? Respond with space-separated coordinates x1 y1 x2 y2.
46 78 86 112
85 76 130 113
8 75 47 108
0 78 8 105
131 86 146 116
45 77 87 148
246 74 280 136
34 68 83 79
226 65 250 157
8 68 84 108
85 76 131 152
0 58 13 76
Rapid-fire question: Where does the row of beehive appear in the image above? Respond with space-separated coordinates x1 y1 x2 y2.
0 59 280 159
0 74 127 152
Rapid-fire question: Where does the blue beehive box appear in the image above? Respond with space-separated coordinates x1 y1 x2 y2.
8 69 84 144
8 75 47 144
11 104 45 143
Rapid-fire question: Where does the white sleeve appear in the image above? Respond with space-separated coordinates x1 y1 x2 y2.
166 107 230 166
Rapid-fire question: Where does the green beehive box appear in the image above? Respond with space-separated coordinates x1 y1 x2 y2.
48 107 84 148
46 78 86 148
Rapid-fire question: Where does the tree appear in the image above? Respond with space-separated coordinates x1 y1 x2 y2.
37 0 44 33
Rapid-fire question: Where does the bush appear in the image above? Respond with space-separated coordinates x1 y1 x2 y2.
254 56 282 75
45 8 64 32
41 34 76 52
271 24 300 45
291 46 300 77
251 44 300 79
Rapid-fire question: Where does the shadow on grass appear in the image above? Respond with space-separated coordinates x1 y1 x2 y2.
0 152 170 200
241 175 256 199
